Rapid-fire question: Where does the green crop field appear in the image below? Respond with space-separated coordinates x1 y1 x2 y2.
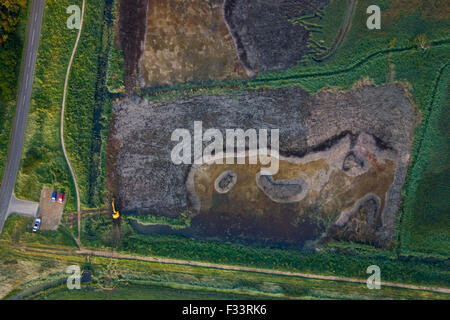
141 0 450 260
1 244 447 300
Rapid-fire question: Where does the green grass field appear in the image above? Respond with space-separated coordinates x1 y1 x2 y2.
28 280 448 300
2 213 449 290
28 283 276 300
0 215 76 248
15 0 81 210
399 65 449 257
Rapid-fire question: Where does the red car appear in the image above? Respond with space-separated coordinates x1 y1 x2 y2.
57 193 65 204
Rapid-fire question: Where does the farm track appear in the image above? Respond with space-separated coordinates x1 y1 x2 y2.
60 0 86 247
16 245 450 295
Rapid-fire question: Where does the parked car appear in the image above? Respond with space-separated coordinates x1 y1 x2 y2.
57 192 65 204
51 191 57 202
32 218 41 232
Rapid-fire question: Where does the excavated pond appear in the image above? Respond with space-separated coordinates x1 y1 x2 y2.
108 84 417 248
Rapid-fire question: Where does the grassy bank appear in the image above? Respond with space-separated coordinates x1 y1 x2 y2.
0 0 29 187
139 0 450 261
3 0 448 297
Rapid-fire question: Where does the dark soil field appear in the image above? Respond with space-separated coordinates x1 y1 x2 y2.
118 0 148 92
224 0 329 73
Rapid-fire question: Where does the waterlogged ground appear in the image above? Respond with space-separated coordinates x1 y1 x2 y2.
186 134 397 247
109 84 416 247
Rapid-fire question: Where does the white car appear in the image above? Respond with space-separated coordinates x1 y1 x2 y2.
32 218 41 232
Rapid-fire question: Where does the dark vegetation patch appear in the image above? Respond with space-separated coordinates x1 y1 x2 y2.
328 195 384 247
117 0 148 92
223 0 329 73
0 0 27 186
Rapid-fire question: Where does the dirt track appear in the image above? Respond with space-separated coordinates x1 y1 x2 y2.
19 246 450 295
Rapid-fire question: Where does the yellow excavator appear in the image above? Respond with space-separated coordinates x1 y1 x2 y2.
112 198 120 219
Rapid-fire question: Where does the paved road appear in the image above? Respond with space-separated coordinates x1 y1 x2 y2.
0 0 45 234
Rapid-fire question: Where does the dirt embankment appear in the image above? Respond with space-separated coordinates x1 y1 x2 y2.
109 84 417 247
118 0 148 93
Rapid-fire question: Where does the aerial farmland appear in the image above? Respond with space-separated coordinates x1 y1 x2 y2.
0 0 448 305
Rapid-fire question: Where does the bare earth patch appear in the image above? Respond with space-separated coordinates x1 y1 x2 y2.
139 0 248 86
223 0 329 73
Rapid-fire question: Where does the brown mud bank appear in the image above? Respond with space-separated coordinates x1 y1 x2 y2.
108 84 417 248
